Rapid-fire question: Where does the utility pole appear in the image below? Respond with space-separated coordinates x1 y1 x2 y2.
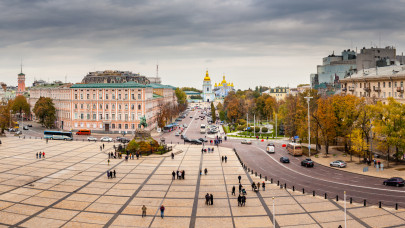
275 113 277 139
369 119 373 162
9 110 12 128
254 114 256 138
304 96 313 156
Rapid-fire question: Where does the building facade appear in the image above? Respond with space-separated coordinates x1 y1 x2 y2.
213 75 235 98
82 70 150 85
17 71 26 96
340 65 405 104
29 82 177 133
262 87 290 101
202 70 215 102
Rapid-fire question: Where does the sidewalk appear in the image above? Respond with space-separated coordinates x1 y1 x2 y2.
302 143 405 179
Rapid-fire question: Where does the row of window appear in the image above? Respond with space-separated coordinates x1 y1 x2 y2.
355 81 404 89
74 93 142 100
358 91 403 98
74 113 142 121
74 103 142 110
74 122 138 130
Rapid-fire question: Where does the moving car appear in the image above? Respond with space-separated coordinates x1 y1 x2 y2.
330 160 347 168
280 157 290 163
100 137 113 142
116 137 130 143
301 158 314 167
87 136 97 142
241 140 252 145
15 130 22 135
383 177 405 187
190 116 193 118
27 124 32 127
183 137 191 142
175 132 180 136
23 126 29 130
198 138 208 142
266 143 275 153
190 139 202 145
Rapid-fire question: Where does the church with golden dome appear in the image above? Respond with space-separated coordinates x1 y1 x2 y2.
213 74 235 99
202 70 215 102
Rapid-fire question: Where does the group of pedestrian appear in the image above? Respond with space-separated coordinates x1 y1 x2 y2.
107 169 116 179
237 194 246 206
373 159 381 168
36 152 45 159
251 182 265 191
201 147 215 153
205 193 214 205
221 156 228 163
172 170 185 180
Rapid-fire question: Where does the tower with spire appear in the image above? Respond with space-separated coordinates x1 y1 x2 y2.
202 70 215 102
17 61 26 96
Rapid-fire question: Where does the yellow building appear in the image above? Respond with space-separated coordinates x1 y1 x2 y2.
262 87 290 101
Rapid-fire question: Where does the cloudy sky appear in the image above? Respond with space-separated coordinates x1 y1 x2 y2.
1 0 405 90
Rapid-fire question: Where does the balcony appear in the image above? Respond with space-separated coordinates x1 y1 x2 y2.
341 87 347 92
363 87 371 92
348 86 355 91
397 87 404 93
373 87 381 92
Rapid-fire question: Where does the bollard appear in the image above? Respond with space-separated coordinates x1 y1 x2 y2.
336 195 339 201
255 172 257 177
325 193 327 199
265 176 267 181
313 191 315 197
248 168 250 172
284 183 286 189
364 200 366 207
277 180 279 186
251 170 253 174
271 178 273 184
260 174 261 179
379 201 381 208
280 184 282 189
302 188 305 194
350 198 352 204
396 203 398 210
293 186 295 191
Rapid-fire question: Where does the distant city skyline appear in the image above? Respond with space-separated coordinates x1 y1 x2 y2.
1 0 405 89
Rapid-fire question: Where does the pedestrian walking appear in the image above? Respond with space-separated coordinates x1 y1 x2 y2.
103 144 105 149
182 170 185 179
177 170 180 179
160 205 165 218
232 186 236 195
172 171 176 180
212 147 214 152
225 156 227 163
39 152 41 159
238 195 242 206
257 182 261 191
210 194 213 205
205 193 210 205
142 205 147 218
373 159 376 167
262 182 265 191
100 146 102 151
113 170 116 178
242 195 246 206
171 152 174 159
221 156 224 162
109 171 113 178
252 182 256 191
204 168 208 175
238 175 241 183
107 171 110 179
108 159 110 166
43 152 45 158
239 183 242 193
36 152 38 159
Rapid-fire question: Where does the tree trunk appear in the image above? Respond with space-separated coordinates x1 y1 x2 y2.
387 147 390 168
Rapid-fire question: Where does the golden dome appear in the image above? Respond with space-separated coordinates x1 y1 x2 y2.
231 82 234 87
214 82 217 87
204 70 211 81
221 75 227 84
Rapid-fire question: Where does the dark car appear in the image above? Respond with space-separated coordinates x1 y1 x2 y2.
23 126 29 130
27 124 33 127
183 137 191 142
383 177 405 187
301 158 314 167
116 137 130 143
190 139 202 145
267 143 275 147
280 157 290 163
198 138 208 142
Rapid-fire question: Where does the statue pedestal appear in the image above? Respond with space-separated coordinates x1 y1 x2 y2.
135 129 151 139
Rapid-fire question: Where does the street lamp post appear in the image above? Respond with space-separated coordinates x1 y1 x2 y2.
9 110 12 128
344 191 347 228
304 97 313 157
272 197 276 228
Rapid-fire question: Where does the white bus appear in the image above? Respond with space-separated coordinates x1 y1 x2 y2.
200 124 206 134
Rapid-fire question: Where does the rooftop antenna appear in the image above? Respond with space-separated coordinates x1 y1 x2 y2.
65 75 67 83
379 32 381 48
20 57 23 74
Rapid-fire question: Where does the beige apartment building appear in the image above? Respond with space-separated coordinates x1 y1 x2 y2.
29 82 177 133
262 87 290 101
340 65 405 104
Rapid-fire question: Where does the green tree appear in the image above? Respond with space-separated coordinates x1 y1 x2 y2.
33 97 56 128
12 95 30 117
219 110 226 122
175 88 187 105
312 97 337 155
0 100 14 133
127 140 140 153
211 102 216 123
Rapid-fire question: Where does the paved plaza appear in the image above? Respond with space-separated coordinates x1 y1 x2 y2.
0 137 404 227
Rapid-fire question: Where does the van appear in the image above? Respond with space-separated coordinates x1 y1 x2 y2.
286 143 303 156
266 145 275 153
76 129 91 135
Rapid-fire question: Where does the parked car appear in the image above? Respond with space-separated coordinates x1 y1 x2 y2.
15 130 22 135
181 134 185 139
280 157 290 163
190 116 193 118
266 144 275 153
175 132 180 136
383 177 405 187
87 136 98 142
183 137 191 142
120 138 130 143
100 137 113 142
23 126 29 130
190 139 202 145
301 158 314 167
27 124 32 127
241 140 252 145
330 160 347 168
198 138 208 142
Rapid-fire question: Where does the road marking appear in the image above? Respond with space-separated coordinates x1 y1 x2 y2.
253 146 405 193
183 110 198 136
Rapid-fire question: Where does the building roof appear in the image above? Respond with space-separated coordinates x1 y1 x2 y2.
153 93 163 98
70 82 176 89
340 65 405 82
204 70 211 81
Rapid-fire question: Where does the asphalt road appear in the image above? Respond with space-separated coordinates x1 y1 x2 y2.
161 104 405 208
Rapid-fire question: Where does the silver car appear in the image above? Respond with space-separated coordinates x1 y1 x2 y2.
87 136 98 142
100 137 113 142
330 160 347 168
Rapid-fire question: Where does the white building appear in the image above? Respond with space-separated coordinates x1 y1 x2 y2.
202 70 215 102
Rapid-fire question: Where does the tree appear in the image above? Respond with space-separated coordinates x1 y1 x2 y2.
351 128 368 162
127 140 140 153
175 88 187 105
312 97 337 155
33 97 56 128
12 95 30 117
211 102 216 123
0 100 14 133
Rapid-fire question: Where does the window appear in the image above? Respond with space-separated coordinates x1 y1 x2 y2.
395 82 398 87
125 114 128 121
106 94 109 100
75 104 78 109
93 94 96 99
106 114 109 120
112 114 115 120
125 124 128 129
132 113 135 120
87 104 90 109
378 82 380 87
75 94 78 99
138 104 141 110
125 94 128 100
389 92 391 97
132 94 135 100
383 82 386 88
112 104 115 109
383 92 386 98
99 93 102 99
93 114 96 120
118 124 122 129
118 94 121 100
100 104 102 109
87 94 89 99
81 104 83 109
360 83 362 88
80 113 84 119
125 104 128 110
93 104 96 109
75 113 78 119
99 114 103 120
80 94 83 99
395 92 397 97
119 104 122 110
118 114 122 120
389 82 391 88
112 94 115 99
106 104 109 110
207 88 209 91
131 104 135 110
138 94 141 99
112 124 115 129
131 124 135 129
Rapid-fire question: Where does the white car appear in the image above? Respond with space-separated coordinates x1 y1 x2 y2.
100 137 113 142
330 160 347 168
175 132 180 136
87 136 97 142
241 140 252 145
